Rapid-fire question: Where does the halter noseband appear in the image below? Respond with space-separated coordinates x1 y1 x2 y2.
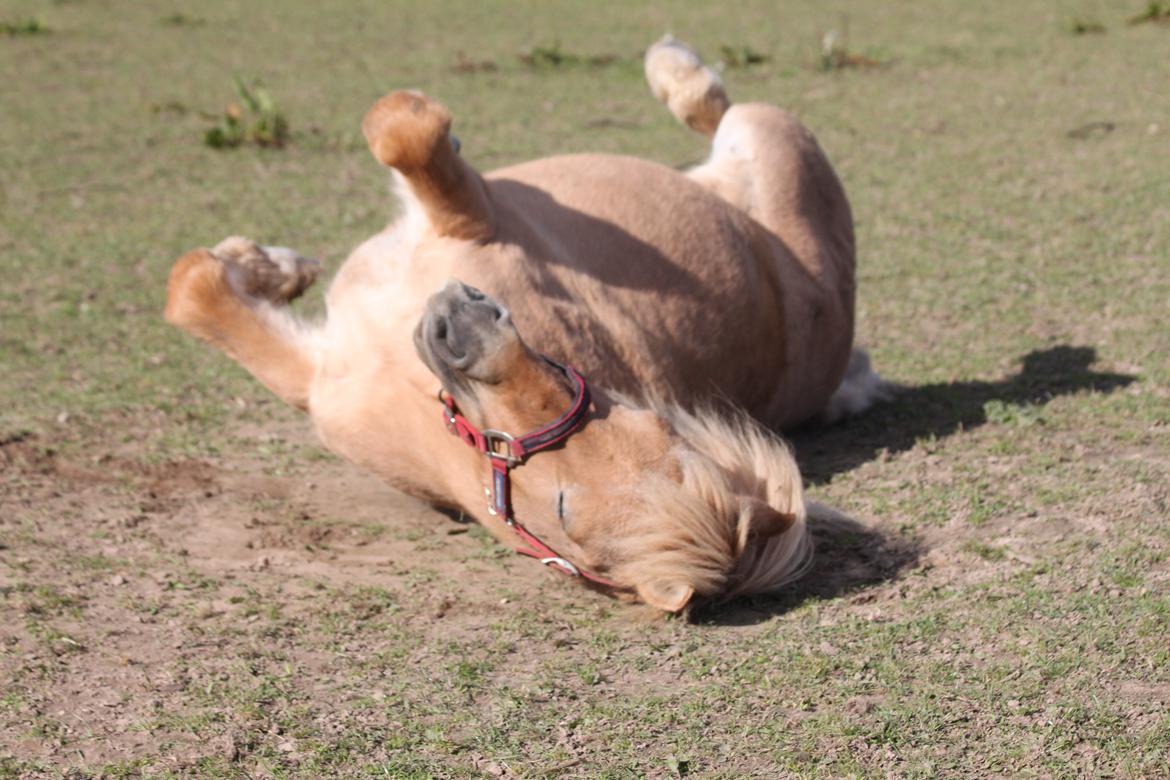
439 360 619 589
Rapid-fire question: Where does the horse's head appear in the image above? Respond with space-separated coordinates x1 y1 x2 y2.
415 281 811 612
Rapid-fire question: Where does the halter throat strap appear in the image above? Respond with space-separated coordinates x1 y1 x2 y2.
439 360 619 589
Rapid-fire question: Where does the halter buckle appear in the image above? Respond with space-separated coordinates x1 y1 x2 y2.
482 429 519 464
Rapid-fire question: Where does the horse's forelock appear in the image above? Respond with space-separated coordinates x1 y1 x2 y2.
607 400 812 603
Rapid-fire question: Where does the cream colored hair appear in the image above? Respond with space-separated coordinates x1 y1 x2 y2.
608 402 813 605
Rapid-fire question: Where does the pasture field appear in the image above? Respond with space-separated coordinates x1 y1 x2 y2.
2 0 1169 777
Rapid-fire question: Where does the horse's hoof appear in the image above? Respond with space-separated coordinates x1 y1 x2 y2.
361 90 454 172
212 236 320 304
644 35 730 137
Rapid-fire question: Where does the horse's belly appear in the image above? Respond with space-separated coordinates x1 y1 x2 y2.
475 155 800 416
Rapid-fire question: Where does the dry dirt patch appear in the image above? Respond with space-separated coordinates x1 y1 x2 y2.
2 420 603 771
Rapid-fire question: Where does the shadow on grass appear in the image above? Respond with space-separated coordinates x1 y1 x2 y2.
792 345 1135 485
693 508 920 626
694 345 1134 626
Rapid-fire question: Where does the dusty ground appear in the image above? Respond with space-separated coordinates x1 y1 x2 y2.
4 370 1168 777
2 0 1169 777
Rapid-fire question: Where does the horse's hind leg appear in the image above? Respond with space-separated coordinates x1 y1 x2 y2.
644 35 730 137
645 37 853 287
644 37 759 221
647 37 883 420
165 237 321 411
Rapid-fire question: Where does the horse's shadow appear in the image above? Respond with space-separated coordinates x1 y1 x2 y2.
694 345 1135 626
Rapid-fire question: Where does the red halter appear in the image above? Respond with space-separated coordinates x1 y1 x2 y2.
439 360 620 589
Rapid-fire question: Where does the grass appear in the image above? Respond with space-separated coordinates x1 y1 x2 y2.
717 44 769 69
1067 17 1106 35
203 77 291 150
517 40 622 69
1128 1 1170 24
0 17 44 36
1 0 1168 777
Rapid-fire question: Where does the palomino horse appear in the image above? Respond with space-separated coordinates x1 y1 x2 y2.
164 38 884 612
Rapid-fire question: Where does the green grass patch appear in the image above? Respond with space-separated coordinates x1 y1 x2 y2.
0 18 45 36
204 78 290 149
1129 1 1170 25
963 540 1007 561
718 43 769 69
1067 18 1106 35
160 13 205 28
517 40 622 69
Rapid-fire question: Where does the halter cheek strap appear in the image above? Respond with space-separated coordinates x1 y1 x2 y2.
440 361 620 589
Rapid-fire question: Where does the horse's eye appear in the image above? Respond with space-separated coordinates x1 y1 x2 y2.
556 491 568 524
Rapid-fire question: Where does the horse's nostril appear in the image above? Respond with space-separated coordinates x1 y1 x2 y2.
434 316 448 342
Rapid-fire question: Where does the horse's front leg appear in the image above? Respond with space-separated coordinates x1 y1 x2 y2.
165 237 322 411
362 90 496 241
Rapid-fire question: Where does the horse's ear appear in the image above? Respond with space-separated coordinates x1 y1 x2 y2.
736 498 796 554
636 580 694 613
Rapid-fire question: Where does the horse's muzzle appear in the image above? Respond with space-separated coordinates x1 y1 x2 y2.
414 280 513 384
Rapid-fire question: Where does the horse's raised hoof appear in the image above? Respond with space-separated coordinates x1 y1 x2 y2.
644 35 730 137
414 280 517 389
362 90 455 172
361 91 495 242
211 236 320 304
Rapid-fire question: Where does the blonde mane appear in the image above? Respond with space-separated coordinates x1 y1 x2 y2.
607 402 813 603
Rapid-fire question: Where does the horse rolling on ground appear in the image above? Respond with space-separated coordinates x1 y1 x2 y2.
164 37 886 612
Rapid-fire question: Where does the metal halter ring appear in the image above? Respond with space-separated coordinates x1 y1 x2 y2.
540 557 581 576
482 429 520 464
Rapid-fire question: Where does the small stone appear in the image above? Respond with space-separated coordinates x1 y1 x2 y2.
110 574 127 586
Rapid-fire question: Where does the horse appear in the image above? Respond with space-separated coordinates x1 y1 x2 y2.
163 37 884 612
